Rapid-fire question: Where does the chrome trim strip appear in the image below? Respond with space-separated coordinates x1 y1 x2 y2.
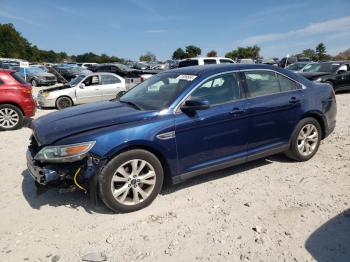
156 131 176 140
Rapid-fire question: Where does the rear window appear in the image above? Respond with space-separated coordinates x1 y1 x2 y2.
219 59 234 64
203 59 217 65
178 60 199 68
11 72 27 84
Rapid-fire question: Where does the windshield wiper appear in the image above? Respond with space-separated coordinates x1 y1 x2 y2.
119 100 142 110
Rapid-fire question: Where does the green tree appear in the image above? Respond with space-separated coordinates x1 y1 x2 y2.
139 52 156 62
185 45 201 58
172 48 187 59
316 43 327 61
297 48 317 61
225 45 260 60
207 50 217 57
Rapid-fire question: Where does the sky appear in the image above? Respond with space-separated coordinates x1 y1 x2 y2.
0 0 350 60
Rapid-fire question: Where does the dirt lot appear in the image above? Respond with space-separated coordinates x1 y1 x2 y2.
0 93 349 262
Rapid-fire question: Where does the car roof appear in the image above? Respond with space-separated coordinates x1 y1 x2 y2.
166 63 278 76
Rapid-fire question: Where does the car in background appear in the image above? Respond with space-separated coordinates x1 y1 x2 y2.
16 66 57 87
0 70 36 130
279 57 298 67
237 58 254 64
53 66 91 82
299 61 350 91
27 64 336 212
37 72 126 109
178 57 234 68
92 63 141 78
77 63 98 69
133 62 150 70
286 62 310 72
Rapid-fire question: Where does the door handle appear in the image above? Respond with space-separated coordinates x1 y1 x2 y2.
229 108 245 116
289 97 300 104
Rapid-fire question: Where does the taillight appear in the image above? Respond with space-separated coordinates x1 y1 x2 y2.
22 87 32 96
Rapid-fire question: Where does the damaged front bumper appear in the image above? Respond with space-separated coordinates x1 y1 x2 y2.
26 147 106 196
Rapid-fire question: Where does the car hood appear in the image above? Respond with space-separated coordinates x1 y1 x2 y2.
41 84 72 92
299 72 330 80
33 72 55 78
32 101 157 145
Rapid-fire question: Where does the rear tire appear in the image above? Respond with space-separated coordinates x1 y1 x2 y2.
0 104 23 131
56 96 73 110
99 149 164 213
285 117 321 161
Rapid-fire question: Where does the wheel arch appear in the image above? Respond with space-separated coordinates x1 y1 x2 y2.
301 111 326 139
0 102 24 115
104 143 173 185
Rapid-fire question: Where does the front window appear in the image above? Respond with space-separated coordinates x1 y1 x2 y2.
27 67 46 74
189 73 240 105
120 72 195 110
302 63 339 73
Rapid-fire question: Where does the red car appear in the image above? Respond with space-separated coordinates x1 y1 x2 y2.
0 70 36 130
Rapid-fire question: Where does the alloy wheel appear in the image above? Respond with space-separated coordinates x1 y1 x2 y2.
0 108 20 129
110 159 156 206
297 124 318 156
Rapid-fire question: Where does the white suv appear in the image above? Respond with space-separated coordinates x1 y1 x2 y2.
178 57 235 68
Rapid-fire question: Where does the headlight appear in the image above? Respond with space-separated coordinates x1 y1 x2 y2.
313 77 323 82
41 91 50 97
34 141 96 163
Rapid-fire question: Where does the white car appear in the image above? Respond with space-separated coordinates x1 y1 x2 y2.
178 57 235 67
77 63 97 69
37 73 126 109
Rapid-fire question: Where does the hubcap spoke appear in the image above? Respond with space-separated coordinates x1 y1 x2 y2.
110 159 157 206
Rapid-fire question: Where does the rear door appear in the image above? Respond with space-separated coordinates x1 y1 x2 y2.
75 75 102 104
240 70 304 158
175 72 249 175
100 74 125 100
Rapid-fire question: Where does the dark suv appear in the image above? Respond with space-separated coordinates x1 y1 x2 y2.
299 61 350 91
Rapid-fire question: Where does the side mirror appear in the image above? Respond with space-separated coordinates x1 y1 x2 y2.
181 99 210 112
337 70 346 75
79 83 85 89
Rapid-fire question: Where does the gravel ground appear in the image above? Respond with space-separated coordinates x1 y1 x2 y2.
0 92 349 262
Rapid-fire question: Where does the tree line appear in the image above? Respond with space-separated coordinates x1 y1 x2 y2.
1 23 349 63
0 23 124 63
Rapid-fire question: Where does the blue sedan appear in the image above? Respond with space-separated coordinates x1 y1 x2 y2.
27 64 337 212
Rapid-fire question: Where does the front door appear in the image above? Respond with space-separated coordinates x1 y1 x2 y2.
76 75 102 104
175 73 249 175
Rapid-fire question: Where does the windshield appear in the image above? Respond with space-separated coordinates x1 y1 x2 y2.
68 75 85 87
69 67 84 73
120 72 196 110
302 62 339 73
286 63 299 70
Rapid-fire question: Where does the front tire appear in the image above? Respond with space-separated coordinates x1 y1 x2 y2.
56 96 73 110
286 117 321 161
99 149 164 213
0 104 23 131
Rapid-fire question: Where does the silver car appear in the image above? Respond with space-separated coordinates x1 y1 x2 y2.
37 73 126 109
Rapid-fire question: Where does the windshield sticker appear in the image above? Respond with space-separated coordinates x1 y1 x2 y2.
176 74 197 81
